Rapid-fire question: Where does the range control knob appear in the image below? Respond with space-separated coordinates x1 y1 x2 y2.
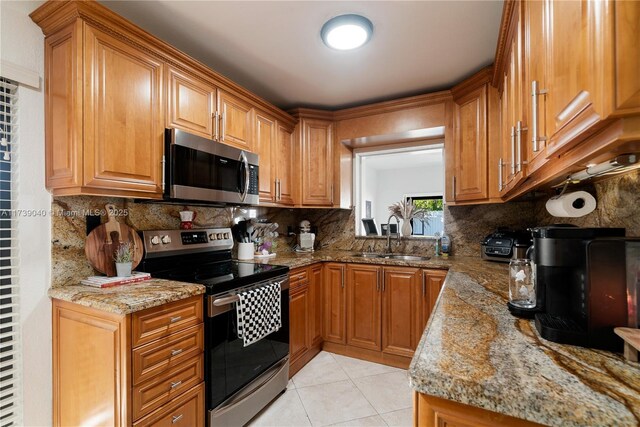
223 232 230 239
217 233 224 240
150 235 160 245
208 233 217 241
161 235 171 244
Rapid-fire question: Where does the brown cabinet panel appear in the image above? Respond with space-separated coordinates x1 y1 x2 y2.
382 267 420 357
83 24 164 194
309 264 324 346
300 119 334 206
218 90 254 150
255 112 276 202
289 283 310 365
274 123 295 205
133 383 205 427
453 85 488 201
132 296 203 347
416 270 447 346
614 1 640 114
44 21 83 190
167 66 216 139
346 264 382 351
323 263 346 344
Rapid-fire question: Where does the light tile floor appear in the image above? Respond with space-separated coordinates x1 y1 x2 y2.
248 352 413 427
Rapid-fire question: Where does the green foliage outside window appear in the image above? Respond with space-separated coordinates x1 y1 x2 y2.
413 198 443 211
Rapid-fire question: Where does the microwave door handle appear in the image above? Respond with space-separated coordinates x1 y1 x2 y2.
239 151 250 202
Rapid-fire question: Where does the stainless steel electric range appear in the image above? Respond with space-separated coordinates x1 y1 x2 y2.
138 228 290 427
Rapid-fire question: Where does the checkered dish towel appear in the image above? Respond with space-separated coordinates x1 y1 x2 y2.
236 281 282 347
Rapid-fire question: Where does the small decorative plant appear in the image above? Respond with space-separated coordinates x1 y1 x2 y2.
388 199 428 220
113 242 133 263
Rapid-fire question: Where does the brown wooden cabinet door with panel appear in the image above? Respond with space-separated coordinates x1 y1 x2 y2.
289 281 310 366
289 266 323 376
381 267 420 357
323 263 346 344
167 66 217 139
346 264 382 351
416 269 447 345
300 119 334 206
255 112 277 203
308 264 324 347
83 24 164 196
274 123 296 205
218 90 254 151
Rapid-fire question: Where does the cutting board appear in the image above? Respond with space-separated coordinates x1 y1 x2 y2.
85 204 143 277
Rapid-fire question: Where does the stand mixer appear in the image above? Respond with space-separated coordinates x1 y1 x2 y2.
297 220 316 252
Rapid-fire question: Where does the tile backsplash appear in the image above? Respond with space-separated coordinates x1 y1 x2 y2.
51 170 639 287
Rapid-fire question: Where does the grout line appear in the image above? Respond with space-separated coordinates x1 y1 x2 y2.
291 388 314 427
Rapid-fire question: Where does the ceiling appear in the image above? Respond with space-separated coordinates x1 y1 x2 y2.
100 1 503 110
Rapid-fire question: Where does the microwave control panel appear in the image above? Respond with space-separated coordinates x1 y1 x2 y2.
248 165 259 195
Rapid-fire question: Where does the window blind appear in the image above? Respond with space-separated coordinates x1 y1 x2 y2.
0 78 21 427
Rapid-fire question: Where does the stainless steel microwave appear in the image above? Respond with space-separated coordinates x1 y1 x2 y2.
163 128 259 205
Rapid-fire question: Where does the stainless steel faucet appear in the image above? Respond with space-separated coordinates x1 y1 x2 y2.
385 214 401 253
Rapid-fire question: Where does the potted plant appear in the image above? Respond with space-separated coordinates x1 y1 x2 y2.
388 199 429 236
113 242 134 277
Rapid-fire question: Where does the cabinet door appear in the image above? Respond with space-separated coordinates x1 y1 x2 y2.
308 264 324 347
218 90 253 150
415 270 447 346
274 124 295 206
346 264 381 351
301 119 333 206
255 113 276 203
453 85 488 201
83 25 164 195
382 267 420 357
322 263 346 344
289 284 310 365
167 66 216 139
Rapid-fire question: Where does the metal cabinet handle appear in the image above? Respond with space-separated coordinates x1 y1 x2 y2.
221 111 226 141
170 349 183 356
341 267 345 289
422 272 426 296
214 111 219 141
516 120 527 173
170 380 182 389
498 158 503 192
172 414 184 424
531 80 548 152
376 269 380 292
169 316 182 323
452 176 456 201
161 155 166 193
277 179 282 201
382 272 385 292
510 126 516 175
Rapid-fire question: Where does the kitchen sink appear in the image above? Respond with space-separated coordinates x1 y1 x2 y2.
352 253 430 261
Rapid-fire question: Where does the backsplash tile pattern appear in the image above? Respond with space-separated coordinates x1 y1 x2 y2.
51 170 638 287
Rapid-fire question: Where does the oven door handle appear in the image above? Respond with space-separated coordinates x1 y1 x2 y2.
239 151 249 202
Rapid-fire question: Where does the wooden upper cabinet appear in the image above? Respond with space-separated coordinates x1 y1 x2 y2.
346 264 381 351
83 24 164 195
382 267 420 358
300 119 334 206
323 263 346 344
255 112 276 203
167 66 216 139
218 90 254 151
452 85 488 202
274 124 295 206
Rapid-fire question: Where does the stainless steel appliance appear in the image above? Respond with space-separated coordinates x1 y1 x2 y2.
138 228 290 426
164 128 259 205
481 229 532 262
530 226 631 351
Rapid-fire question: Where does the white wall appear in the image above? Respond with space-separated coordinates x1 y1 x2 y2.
1 1 51 426
360 157 378 233
374 163 444 228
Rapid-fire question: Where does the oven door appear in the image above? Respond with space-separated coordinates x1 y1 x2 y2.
165 128 259 205
205 280 289 412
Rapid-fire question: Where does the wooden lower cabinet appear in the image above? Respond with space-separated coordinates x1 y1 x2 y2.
346 264 382 351
289 265 323 376
323 263 347 344
52 295 205 427
382 267 421 358
416 269 447 346
413 392 540 427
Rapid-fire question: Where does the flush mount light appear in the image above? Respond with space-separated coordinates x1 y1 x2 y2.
321 14 373 50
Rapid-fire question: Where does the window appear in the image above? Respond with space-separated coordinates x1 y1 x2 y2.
408 196 444 236
0 78 20 427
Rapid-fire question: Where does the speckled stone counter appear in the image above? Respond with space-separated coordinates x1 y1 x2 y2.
407 258 640 427
48 279 206 315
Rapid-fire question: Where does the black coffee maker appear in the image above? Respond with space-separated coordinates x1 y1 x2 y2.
530 226 631 351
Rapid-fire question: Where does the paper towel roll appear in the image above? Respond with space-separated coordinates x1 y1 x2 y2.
545 191 597 217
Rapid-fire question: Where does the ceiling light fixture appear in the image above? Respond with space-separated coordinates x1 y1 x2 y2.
321 14 373 51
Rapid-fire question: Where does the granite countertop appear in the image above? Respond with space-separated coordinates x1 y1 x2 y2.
407 258 640 427
48 279 206 315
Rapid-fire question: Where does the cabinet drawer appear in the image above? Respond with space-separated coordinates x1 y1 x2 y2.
290 268 309 289
133 324 204 385
133 383 204 427
132 296 203 347
133 355 204 420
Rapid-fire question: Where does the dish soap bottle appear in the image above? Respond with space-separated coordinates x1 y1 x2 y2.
441 234 451 258
434 232 441 257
